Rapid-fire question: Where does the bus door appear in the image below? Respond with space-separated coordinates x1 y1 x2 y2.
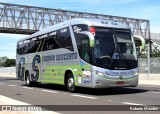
80 35 92 87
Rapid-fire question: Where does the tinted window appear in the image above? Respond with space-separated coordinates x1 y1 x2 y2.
17 27 73 55
17 44 24 55
27 38 42 53
94 28 115 58
72 24 89 56
56 27 73 51
115 31 133 54
81 38 90 63
17 42 27 55
42 33 60 51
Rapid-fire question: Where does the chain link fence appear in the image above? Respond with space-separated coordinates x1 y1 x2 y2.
139 57 160 74
0 58 160 75
0 67 16 75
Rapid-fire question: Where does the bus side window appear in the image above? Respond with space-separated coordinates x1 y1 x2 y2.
42 34 59 51
19 44 25 55
27 41 35 53
17 44 20 55
56 27 74 51
27 38 42 53
81 37 90 63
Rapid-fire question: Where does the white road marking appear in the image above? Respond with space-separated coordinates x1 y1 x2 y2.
41 90 58 93
139 85 160 88
0 95 61 114
8 85 16 87
72 94 98 99
0 83 4 85
22 86 33 89
122 102 144 105
153 92 160 94
108 100 112 101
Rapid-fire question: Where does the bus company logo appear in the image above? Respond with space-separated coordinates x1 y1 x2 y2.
73 26 82 33
112 53 119 59
31 55 41 81
18 57 25 80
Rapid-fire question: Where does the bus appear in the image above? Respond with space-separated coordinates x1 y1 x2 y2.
16 18 145 92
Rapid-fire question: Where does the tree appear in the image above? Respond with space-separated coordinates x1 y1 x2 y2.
1 58 16 67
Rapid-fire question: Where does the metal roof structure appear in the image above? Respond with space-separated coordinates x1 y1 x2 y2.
0 2 150 39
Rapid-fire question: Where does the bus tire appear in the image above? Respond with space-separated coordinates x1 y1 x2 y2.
67 73 75 92
25 71 34 87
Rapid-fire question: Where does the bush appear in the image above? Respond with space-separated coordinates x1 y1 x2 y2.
1 58 16 67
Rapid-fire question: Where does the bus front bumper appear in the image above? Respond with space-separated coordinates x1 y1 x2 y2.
92 75 138 88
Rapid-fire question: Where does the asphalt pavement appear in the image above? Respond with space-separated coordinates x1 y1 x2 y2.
0 77 160 114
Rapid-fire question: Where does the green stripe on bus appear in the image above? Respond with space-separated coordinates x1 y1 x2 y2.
45 68 85 72
41 80 64 85
42 75 64 79
42 75 78 81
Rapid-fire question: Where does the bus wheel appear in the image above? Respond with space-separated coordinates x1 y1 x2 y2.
67 74 75 92
25 72 32 87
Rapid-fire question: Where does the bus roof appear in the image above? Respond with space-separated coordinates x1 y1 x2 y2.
18 18 130 42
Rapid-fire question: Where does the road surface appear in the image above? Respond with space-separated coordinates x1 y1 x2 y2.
0 77 160 114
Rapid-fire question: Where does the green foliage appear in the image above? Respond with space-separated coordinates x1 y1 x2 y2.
0 58 16 67
139 54 146 58
139 51 160 58
151 51 160 57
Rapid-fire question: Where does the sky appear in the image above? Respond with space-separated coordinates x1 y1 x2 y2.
0 0 160 58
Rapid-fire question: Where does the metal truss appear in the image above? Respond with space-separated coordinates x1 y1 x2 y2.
0 2 150 39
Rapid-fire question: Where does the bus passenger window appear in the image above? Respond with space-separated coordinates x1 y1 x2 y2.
42 36 59 51
56 27 74 51
82 38 90 63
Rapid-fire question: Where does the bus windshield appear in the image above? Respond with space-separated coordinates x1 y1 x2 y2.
115 31 133 55
93 27 137 70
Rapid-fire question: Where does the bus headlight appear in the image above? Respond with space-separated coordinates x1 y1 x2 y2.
82 71 91 76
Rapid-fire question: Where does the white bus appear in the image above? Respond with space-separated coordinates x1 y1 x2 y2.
16 18 145 92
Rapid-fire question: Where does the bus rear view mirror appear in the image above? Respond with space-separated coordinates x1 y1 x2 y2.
133 35 146 50
79 31 95 47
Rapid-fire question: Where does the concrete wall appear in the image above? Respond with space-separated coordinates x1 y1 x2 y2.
0 67 16 77
139 73 160 80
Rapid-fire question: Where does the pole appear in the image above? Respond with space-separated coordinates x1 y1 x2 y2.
147 21 151 77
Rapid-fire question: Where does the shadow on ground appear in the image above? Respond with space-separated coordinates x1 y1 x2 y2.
0 77 18 81
22 83 150 96
0 77 155 96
